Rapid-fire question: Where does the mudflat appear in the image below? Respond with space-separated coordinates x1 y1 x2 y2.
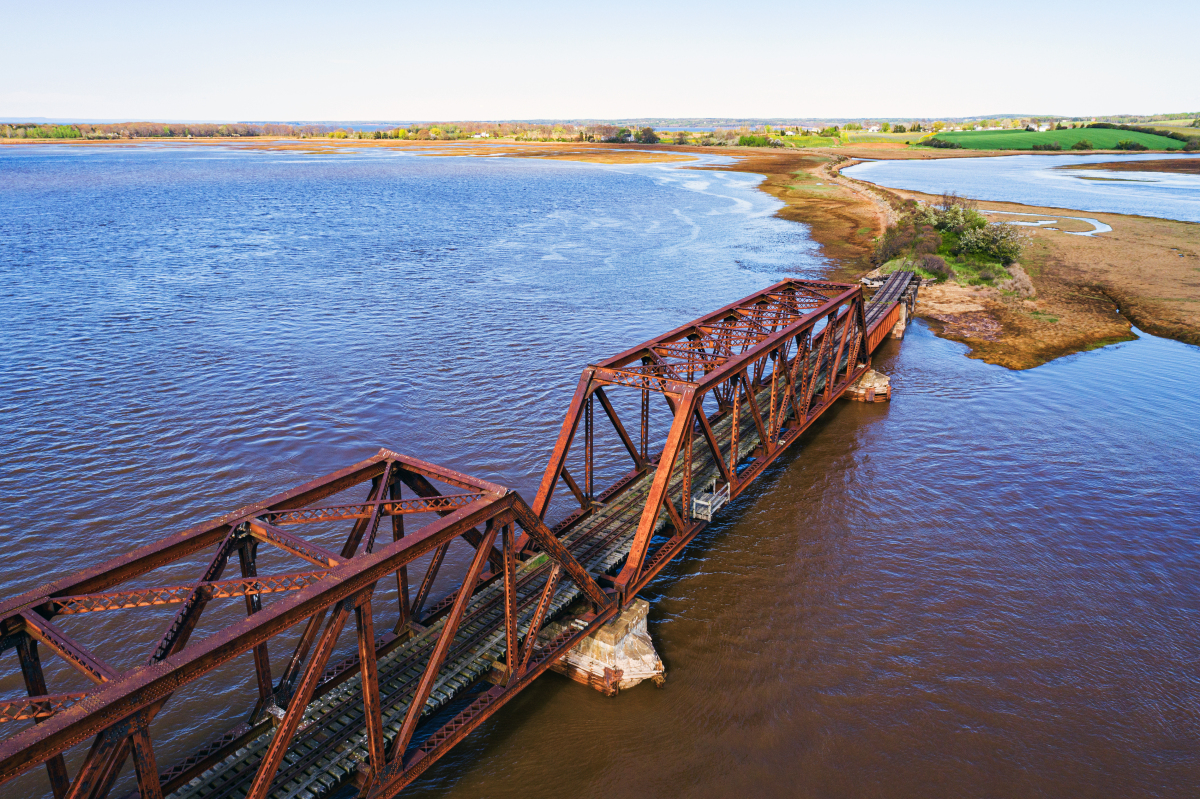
1062 158 1200 175
887 192 1200 367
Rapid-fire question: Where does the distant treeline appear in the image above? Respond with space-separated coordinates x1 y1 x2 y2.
1087 123 1200 149
0 119 753 146
1 122 330 139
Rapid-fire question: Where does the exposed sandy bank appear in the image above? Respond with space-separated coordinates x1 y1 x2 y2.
1060 158 1200 176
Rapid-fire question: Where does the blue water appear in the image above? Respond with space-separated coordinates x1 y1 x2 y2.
1 144 1198 799
0 145 823 591
844 153 1200 221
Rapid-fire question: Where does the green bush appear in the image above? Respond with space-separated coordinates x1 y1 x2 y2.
920 255 953 281
921 137 964 149
635 127 659 144
737 135 772 147
913 194 987 234
957 223 1026 264
1070 139 1093 150
1114 140 1149 151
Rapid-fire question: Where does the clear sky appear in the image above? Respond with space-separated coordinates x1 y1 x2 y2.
2 0 1196 121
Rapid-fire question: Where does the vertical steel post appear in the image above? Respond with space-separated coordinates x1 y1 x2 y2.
768 350 779 450
640 387 649 461
389 479 410 630
584 395 594 502
237 543 273 712
729 375 741 478
682 414 693 523
15 637 69 799
502 522 518 680
356 596 386 779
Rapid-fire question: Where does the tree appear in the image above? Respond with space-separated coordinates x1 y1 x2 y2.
674 131 688 145
881 122 891 132
635 127 659 144
893 124 906 134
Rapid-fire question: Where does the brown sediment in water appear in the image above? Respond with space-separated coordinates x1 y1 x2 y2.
1058 158 1200 175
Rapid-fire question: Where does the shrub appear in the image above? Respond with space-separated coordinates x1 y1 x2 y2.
635 127 659 144
977 268 997 281
1070 139 1094 150
818 126 840 137
893 124 907 133
921 137 964 149
1184 139 1199 152
920 254 953 280
997 264 1035 298
958 223 1027 264
737 134 772 147
915 225 940 254
872 217 941 265
1031 141 1062 151
1089 122 1193 147
1114 140 1149 151
913 194 986 234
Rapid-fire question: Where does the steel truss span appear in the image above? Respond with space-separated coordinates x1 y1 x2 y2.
0 277 915 799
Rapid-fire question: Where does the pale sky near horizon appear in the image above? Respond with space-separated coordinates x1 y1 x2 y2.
2 0 1196 121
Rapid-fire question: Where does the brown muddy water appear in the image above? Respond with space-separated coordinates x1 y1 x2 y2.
2 145 1198 798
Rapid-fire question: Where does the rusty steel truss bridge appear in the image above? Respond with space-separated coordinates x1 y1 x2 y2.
0 274 919 799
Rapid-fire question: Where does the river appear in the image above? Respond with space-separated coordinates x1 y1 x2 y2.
1 144 1198 798
844 152 1200 222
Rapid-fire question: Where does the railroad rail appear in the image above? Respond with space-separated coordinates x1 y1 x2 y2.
0 276 917 799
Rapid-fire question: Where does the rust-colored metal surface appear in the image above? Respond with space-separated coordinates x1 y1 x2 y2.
0 278 915 799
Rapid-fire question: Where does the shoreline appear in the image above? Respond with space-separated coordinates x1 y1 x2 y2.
708 144 1200 368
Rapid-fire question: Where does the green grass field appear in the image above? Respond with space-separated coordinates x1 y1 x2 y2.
784 135 840 148
931 128 1184 151
847 132 917 143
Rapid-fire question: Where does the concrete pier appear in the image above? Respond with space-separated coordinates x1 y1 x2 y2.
890 302 908 338
845 369 891 402
546 599 665 696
